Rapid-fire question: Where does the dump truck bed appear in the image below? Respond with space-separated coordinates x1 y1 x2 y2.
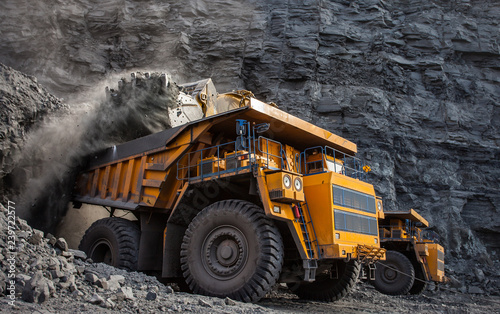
382 209 429 227
86 99 357 170
73 98 357 212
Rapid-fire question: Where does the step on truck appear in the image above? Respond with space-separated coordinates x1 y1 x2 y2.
372 209 445 295
72 76 386 302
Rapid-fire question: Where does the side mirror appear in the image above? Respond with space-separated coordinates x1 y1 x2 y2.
254 123 270 134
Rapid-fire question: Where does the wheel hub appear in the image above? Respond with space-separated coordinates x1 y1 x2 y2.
383 264 398 281
202 225 248 280
90 239 113 265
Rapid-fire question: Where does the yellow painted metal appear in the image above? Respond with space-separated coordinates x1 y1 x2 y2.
257 137 283 169
303 171 382 260
247 98 357 155
265 172 304 203
266 172 295 200
255 167 322 259
75 92 359 210
427 243 445 282
284 145 301 173
255 168 293 220
255 167 315 259
215 90 253 115
74 93 385 267
74 121 212 210
197 156 226 176
331 172 375 196
199 79 218 117
415 242 445 282
292 175 304 202
357 245 386 263
381 208 446 283
415 243 429 257
383 209 429 228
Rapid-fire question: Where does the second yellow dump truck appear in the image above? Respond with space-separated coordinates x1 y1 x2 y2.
373 209 445 295
72 77 386 302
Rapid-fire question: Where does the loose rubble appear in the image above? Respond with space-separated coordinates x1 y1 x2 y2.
1 202 500 313
0 203 276 313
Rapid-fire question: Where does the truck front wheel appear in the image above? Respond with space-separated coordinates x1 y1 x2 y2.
180 200 284 302
288 260 361 302
409 263 428 294
373 250 415 295
79 217 140 271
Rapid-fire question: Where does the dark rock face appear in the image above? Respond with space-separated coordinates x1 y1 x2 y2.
0 0 499 264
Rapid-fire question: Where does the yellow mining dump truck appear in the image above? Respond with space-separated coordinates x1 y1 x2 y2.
373 209 445 295
72 78 386 302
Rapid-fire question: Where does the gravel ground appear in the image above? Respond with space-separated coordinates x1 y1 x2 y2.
1 203 499 314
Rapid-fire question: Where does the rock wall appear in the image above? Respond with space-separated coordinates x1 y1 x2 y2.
0 0 499 263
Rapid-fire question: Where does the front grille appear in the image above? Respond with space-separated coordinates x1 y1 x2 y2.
269 190 283 200
334 210 378 236
438 260 444 272
332 185 376 214
438 250 444 261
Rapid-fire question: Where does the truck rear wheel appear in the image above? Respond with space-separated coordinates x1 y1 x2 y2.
180 200 283 302
373 250 415 295
79 217 140 271
288 260 361 302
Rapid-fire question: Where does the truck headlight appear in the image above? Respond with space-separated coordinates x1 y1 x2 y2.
283 174 292 189
294 177 302 191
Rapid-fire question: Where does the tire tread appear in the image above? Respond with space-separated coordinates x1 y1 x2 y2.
180 199 283 302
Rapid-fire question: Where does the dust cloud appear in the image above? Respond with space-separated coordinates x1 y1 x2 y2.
14 71 179 235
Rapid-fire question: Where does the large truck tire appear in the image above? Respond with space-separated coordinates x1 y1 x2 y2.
288 260 361 302
409 263 428 295
180 200 284 302
79 217 140 271
373 250 415 295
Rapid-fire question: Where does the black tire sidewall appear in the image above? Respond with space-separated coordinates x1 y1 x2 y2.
291 260 360 302
181 200 283 302
374 250 415 295
79 217 140 270
184 205 261 295
80 224 120 267
409 262 428 294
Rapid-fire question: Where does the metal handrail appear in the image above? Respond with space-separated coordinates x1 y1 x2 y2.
177 141 241 180
300 145 368 182
257 136 284 170
177 135 289 181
